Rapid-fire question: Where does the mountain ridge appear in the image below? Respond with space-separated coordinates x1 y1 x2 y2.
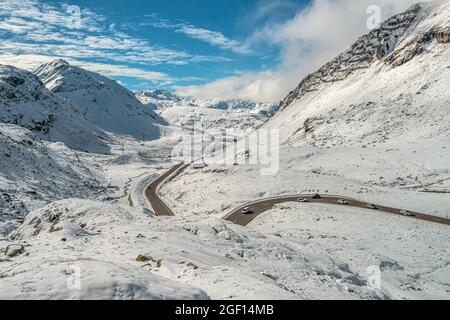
277 2 450 112
0 64 112 153
266 1 450 147
34 60 166 141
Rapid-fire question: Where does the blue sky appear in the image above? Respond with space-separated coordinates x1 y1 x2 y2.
0 0 306 90
0 0 416 101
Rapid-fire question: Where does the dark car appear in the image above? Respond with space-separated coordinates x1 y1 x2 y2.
400 210 415 217
366 203 378 210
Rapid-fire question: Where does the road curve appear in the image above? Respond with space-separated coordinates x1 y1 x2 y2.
223 194 450 227
145 165 450 227
145 162 187 216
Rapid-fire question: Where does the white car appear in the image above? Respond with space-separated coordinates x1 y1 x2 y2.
242 207 254 215
337 199 349 205
298 198 309 203
366 203 378 210
400 210 415 217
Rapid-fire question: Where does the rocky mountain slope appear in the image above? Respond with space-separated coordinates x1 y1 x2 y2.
35 60 166 141
268 1 450 146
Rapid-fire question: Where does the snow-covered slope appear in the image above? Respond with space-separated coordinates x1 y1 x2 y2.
1 198 385 300
136 89 182 110
157 2 450 300
0 124 105 237
0 65 111 153
136 89 278 130
35 60 166 140
268 1 450 146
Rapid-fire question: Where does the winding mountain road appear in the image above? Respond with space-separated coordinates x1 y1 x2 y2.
223 195 450 227
146 163 450 227
145 162 187 216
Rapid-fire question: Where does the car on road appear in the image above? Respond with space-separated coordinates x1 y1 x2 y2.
312 193 321 200
297 198 309 203
337 199 349 205
242 207 254 215
400 210 415 217
366 203 378 210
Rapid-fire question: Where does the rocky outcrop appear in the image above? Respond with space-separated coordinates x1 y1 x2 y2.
278 5 423 111
4 244 25 257
385 25 450 67
0 65 50 104
436 27 450 43
278 3 450 112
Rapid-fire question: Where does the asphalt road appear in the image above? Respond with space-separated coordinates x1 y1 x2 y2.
223 194 450 227
145 162 186 216
146 164 450 227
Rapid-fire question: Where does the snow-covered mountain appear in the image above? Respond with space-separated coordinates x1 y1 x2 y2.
137 89 276 111
136 89 278 130
0 61 171 232
0 64 111 153
267 1 450 146
35 60 166 141
136 89 182 110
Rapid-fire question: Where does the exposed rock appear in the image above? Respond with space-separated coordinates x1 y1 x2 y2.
136 255 154 263
260 271 277 280
278 4 422 111
436 28 450 43
4 244 25 257
380 258 404 271
186 262 199 270
136 255 146 262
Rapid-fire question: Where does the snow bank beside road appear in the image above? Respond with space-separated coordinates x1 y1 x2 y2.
128 173 158 214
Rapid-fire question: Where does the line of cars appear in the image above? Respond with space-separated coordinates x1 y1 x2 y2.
240 193 416 217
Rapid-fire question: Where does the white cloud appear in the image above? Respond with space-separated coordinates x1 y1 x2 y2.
240 0 299 27
176 25 252 55
74 60 170 81
0 53 170 82
177 0 422 102
0 0 225 82
147 16 252 55
176 70 283 102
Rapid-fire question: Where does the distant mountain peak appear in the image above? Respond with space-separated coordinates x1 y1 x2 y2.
49 58 70 67
34 59 108 93
136 89 278 112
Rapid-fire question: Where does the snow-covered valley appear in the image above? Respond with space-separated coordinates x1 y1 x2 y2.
136 89 278 131
1 1 450 300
